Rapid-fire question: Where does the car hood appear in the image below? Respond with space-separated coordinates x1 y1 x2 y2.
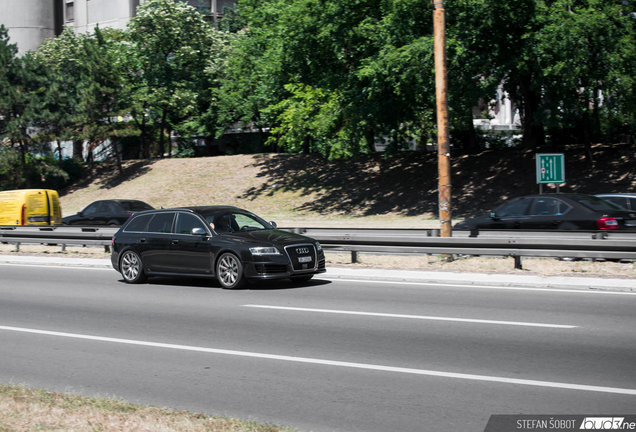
223 229 318 245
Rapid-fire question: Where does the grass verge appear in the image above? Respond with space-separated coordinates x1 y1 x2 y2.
0 384 295 432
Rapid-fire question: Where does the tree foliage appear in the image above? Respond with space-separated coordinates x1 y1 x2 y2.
2 0 636 192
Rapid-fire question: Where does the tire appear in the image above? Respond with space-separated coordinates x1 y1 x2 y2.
290 275 314 283
216 253 245 289
120 250 147 284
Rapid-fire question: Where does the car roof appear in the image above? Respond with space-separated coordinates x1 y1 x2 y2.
515 193 604 200
135 205 243 214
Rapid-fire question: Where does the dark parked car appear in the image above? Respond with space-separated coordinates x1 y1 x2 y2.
595 193 636 211
453 193 636 231
63 199 154 226
110 206 326 289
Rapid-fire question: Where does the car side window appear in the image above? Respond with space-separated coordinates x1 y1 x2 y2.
629 198 636 210
147 213 175 233
175 213 207 234
529 198 569 216
495 198 532 217
124 214 153 232
101 202 118 213
83 202 100 215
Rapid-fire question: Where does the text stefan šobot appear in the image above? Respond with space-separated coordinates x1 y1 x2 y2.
484 416 636 431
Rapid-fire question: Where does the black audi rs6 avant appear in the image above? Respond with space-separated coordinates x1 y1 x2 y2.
111 206 326 289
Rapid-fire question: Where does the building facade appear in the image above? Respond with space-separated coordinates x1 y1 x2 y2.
0 0 233 55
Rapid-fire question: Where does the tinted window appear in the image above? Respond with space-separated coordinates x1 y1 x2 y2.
630 198 636 210
101 202 119 213
124 214 152 232
119 201 153 211
530 198 570 216
601 197 628 209
175 213 207 234
495 198 532 217
574 196 623 211
147 213 175 233
83 202 100 215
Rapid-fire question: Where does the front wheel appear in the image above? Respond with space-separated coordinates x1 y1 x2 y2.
216 253 245 289
120 250 147 284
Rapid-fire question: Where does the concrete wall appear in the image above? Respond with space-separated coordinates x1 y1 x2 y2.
73 0 133 34
0 0 56 55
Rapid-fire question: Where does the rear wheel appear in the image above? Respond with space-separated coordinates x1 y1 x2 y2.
120 250 147 284
216 253 245 289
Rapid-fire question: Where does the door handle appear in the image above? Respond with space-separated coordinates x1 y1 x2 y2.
172 240 179 245
139 238 146 243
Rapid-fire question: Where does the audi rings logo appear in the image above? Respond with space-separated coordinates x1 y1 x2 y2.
296 247 310 255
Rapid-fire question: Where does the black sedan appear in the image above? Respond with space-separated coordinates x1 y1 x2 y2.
63 199 154 226
454 193 636 231
110 206 326 289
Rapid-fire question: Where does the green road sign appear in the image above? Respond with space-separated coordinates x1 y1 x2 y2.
536 153 565 184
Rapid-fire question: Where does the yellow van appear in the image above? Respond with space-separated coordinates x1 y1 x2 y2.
0 189 62 225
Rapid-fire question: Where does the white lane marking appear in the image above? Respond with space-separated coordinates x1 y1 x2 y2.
243 305 576 329
0 263 113 271
1 325 633 395
322 277 636 295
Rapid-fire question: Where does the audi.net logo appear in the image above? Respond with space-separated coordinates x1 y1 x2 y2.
581 418 633 430
296 247 310 255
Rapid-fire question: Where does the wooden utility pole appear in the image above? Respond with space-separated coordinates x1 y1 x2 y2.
433 0 452 237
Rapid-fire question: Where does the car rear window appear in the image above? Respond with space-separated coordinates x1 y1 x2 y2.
574 196 623 212
124 214 152 232
120 201 153 211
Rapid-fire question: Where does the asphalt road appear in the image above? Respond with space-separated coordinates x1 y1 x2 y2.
1 263 635 432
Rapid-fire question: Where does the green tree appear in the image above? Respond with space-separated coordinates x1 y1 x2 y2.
127 0 229 157
34 28 86 163
227 0 440 159
75 26 130 173
535 0 636 160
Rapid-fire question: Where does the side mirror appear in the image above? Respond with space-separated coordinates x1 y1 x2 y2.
269 221 277 228
77 211 83 216
191 227 206 235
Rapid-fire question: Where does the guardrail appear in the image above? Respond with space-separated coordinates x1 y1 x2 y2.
1 225 635 269
0 226 118 252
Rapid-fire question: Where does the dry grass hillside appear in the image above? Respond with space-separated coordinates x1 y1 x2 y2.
59 142 635 228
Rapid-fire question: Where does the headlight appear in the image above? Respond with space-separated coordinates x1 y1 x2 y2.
249 246 281 255
315 242 322 251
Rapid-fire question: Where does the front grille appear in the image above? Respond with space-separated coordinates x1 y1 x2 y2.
254 264 288 274
284 243 318 271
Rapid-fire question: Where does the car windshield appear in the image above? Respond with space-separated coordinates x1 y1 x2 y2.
119 201 153 211
572 196 624 212
202 211 274 232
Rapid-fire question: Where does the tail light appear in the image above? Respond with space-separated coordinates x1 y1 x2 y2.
21 204 26 225
597 217 618 229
